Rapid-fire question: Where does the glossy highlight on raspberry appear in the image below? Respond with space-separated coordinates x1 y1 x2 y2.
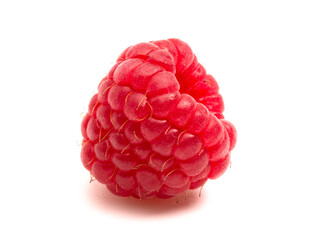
81 38 237 199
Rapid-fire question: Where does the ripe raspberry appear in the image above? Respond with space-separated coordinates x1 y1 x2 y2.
81 39 237 199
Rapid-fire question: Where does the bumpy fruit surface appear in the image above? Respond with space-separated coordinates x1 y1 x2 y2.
81 39 237 199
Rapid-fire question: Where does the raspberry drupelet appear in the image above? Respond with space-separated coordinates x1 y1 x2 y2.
81 38 237 199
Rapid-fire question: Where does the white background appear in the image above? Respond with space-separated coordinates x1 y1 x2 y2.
1 0 310 239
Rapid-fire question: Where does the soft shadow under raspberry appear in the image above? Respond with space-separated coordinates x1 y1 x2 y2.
85 181 207 217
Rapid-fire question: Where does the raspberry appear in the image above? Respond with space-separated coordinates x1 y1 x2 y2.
81 38 237 199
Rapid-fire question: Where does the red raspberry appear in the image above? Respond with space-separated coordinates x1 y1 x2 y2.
81 39 237 199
